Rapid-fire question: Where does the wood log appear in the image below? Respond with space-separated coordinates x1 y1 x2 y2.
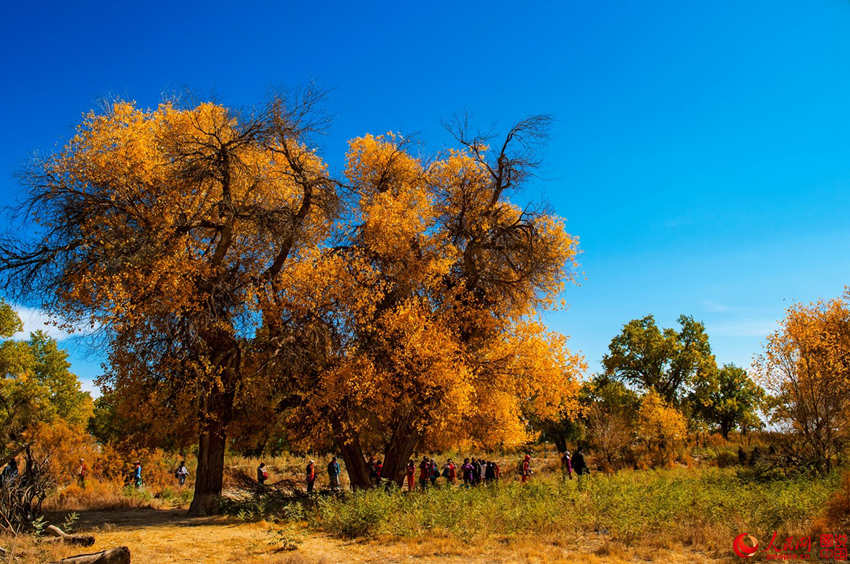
45 524 96 546
52 546 130 564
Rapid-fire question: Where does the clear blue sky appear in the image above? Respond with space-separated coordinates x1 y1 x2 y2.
2 1 849 393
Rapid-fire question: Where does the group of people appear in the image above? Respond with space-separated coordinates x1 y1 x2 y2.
559 448 590 484
252 450 590 494
406 456 504 491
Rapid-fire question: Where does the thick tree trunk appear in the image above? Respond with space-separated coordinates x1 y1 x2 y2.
552 433 567 454
337 439 371 490
332 420 371 490
188 416 227 516
381 420 420 486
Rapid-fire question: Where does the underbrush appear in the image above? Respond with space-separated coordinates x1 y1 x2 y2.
44 480 193 511
224 467 840 554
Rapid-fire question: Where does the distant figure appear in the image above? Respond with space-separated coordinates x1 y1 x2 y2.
443 459 456 485
484 461 495 483
257 462 268 485
1 458 19 487
461 458 473 488
419 456 430 490
133 461 142 488
77 458 88 488
429 459 439 487
176 461 189 486
560 450 573 480
306 460 316 493
406 460 416 492
520 454 531 483
572 448 588 489
376 459 383 484
493 460 501 481
367 456 378 487
327 457 341 491
472 458 482 485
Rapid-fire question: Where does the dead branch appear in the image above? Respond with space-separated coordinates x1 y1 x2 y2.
43 524 95 546
52 546 131 564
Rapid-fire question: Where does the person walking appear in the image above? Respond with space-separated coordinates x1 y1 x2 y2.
472 458 482 486
572 448 589 489
429 459 439 487
406 460 416 492
176 461 189 486
77 458 88 488
306 459 316 493
484 461 495 484
444 459 456 485
132 461 143 488
419 456 430 491
327 457 341 491
560 450 573 481
367 456 378 487
520 454 531 483
461 457 473 488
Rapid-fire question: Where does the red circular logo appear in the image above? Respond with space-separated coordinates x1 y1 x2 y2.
733 533 759 558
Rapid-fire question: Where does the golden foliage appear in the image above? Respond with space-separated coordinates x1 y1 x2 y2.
755 293 850 468
634 391 688 468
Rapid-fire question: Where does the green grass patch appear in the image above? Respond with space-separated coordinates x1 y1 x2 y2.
296 467 839 548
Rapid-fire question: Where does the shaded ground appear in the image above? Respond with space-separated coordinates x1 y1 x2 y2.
18 508 728 563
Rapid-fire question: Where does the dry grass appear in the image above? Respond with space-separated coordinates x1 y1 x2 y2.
0 508 726 563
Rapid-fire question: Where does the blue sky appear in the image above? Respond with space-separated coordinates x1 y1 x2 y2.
1 1 849 393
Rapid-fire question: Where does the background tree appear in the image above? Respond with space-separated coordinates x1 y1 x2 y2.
582 375 640 470
634 391 688 468
755 294 850 472
689 363 763 440
602 314 715 404
0 95 338 514
0 299 91 466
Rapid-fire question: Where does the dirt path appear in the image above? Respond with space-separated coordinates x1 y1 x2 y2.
35 508 723 563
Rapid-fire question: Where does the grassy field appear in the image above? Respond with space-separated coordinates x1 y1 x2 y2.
2 452 846 563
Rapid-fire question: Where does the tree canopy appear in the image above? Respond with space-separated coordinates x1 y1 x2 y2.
602 314 714 405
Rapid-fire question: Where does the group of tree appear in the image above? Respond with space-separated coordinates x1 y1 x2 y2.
1 299 92 463
540 314 765 470
0 299 93 532
0 94 583 514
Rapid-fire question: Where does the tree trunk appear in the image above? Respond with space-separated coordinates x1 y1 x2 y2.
381 420 420 486
188 416 227 516
335 435 371 490
552 433 567 454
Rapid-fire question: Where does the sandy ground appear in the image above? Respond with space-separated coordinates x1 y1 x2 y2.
3 508 729 563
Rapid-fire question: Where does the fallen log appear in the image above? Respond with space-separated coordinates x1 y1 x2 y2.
45 524 96 546
52 546 130 564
